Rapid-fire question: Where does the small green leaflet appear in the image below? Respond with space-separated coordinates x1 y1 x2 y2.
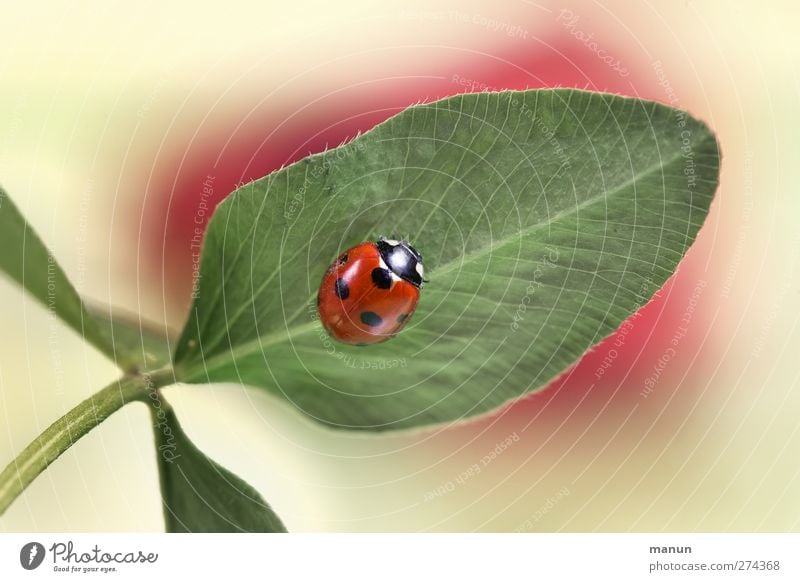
0 187 122 365
153 404 287 532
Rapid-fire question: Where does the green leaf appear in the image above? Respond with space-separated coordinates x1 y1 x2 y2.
88 306 174 373
173 89 720 431
152 402 287 532
0 187 130 368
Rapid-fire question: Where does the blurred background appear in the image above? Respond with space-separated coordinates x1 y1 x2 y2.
1 0 798 531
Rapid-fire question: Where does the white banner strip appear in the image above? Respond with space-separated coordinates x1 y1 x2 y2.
1 533 797 581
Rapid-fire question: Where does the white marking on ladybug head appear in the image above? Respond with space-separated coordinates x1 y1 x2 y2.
380 256 402 282
415 261 425 280
384 238 400 246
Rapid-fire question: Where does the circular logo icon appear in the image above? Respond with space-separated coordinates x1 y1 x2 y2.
19 542 46 570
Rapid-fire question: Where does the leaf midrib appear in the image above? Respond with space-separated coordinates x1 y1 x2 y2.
177 131 713 382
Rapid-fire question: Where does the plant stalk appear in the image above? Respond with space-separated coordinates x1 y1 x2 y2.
0 369 175 515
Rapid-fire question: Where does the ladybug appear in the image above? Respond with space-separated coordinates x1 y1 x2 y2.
317 237 425 345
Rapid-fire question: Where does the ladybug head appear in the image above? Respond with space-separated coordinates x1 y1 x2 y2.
376 236 425 288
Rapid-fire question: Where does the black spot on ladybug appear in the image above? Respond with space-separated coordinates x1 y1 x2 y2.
338 253 348 265
360 311 383 327
334 278 349 300
371 267 392 289
397 313 408 323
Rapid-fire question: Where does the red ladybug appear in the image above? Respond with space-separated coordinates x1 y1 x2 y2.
317 237 425 345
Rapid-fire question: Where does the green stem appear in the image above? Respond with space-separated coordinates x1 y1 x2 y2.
0 369 175 515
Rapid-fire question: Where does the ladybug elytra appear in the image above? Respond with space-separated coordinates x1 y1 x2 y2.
317 237 425 345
